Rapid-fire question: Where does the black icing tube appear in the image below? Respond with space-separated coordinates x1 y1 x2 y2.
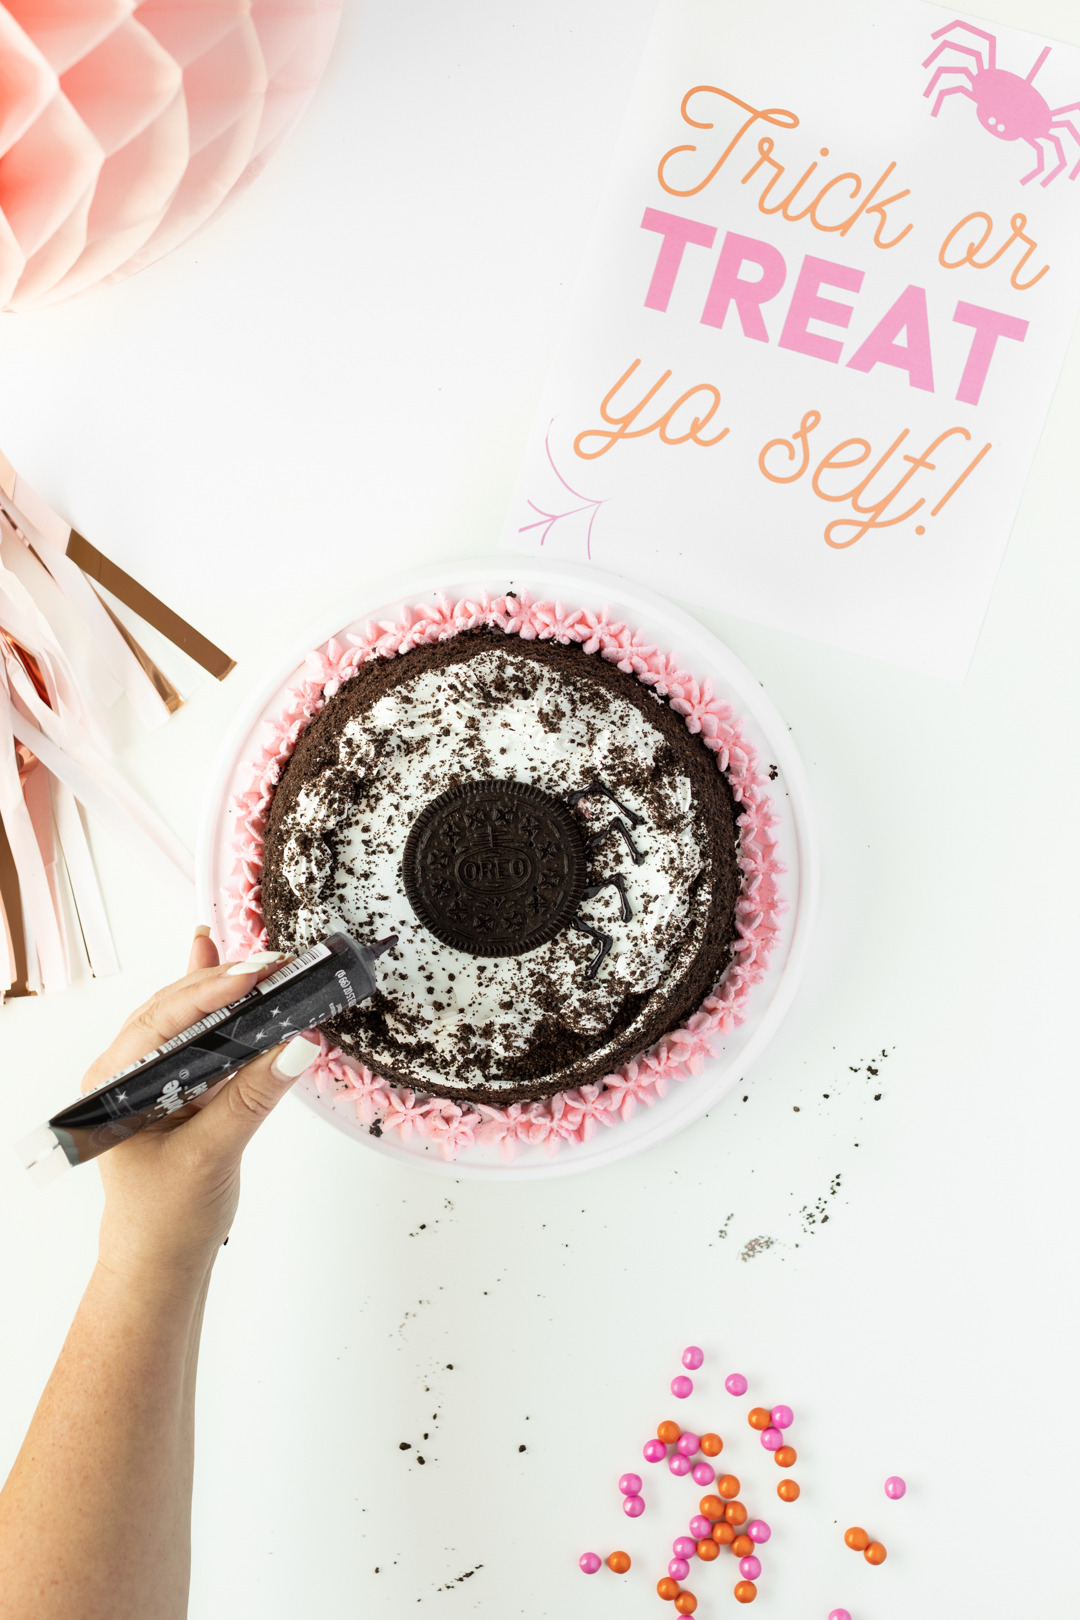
17 932 395 1187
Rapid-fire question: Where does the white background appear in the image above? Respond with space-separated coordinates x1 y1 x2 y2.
0 2 1077 1617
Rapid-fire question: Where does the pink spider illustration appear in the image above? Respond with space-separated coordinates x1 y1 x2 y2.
922 19 1080 186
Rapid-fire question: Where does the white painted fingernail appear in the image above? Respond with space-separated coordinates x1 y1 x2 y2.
225 952 287 976
270 1034 320 1082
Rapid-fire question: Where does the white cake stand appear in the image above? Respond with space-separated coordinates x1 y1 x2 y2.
196 557 818 1180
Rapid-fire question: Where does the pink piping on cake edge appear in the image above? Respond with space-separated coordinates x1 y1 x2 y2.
223 589 786 1162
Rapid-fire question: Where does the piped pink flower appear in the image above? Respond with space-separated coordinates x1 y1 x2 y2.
382 1088 434 1142
425 1103 481 1160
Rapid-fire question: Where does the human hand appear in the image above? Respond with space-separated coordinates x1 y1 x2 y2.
82 929 319 1285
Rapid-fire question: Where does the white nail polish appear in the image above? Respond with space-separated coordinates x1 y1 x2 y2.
271 1034 320 1081
225 952 287 976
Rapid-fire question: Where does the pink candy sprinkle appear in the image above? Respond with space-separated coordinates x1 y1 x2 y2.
623 1494 645 1518
691 1462 716 1486
676 1432 700 1457
885 1475 907 1499
682 1345 705 1370
770 1405 794 1429
668 1558 690 1581
689 1516 713 1538
828 1611 852 1620
672 1537 698 1559
725 1373 748 1396
579 1553 602 1574
643 1439 667 1464
619 1473 643 1496
671 1376 693 1399
739 1555 762 1581
760 1426 783 1451
668 1453 692 1477
747 1520 771 1544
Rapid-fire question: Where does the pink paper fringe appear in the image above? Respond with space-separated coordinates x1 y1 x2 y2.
224 590 786 1162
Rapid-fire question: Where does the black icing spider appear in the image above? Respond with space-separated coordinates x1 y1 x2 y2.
403 777 646 980
563 781 645 978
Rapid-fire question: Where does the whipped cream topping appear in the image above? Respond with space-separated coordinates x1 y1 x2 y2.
272 645 714 1094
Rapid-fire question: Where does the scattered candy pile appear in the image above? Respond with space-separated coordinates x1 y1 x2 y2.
579 1347 905 1616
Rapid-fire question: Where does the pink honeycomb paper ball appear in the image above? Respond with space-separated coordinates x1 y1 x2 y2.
0 0 343 311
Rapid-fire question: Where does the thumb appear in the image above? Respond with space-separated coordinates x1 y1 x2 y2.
187 1033 320 1159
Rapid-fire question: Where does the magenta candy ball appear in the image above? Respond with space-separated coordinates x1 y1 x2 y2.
770 1405 794 1429
682 1345 705 1370
643 1439 667 1464
579 1552 602 1574
760 1426 783 1451
746 1520 771 1544
725 1373 748 1396
739 1555 762 1581
623 1494 646 1518
692 1462 716 1486
673 1537 697 1559
689 1515 713 1539
668 1453 691 1477
676 1432 701 1457
885 1475 907 1499
668 1558 690 1581
671 1375 693 1399
619 1472 643 1496
828 1611 852 1620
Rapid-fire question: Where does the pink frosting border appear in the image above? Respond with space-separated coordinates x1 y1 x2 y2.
224 590 786 1162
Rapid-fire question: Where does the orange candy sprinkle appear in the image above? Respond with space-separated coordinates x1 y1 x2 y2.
607 1551 631 1574
844 1527 870 1552
734 1580 758 1603
699 1432 723 1457
696 1538 720 1562
865 1542 887 1566
699 1494 725 1521
712 1521 736 1545
657 1576 680 1601
717 1474 741 1499
725 1501 748 1527
674 1594 698 1616
777 1479 801 1503
731 1533 755 1559
774 1445 797 1468
748 1407 772 1431
657 1420 681 1444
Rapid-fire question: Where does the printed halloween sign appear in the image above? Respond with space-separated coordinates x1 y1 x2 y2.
499 0 1080 679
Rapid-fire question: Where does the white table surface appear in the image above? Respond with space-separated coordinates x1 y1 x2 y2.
1 2 1077 1616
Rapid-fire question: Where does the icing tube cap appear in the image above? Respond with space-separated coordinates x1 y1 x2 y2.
16 1124 73 1189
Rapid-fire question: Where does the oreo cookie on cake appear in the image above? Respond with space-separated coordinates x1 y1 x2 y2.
259 628 741 1105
